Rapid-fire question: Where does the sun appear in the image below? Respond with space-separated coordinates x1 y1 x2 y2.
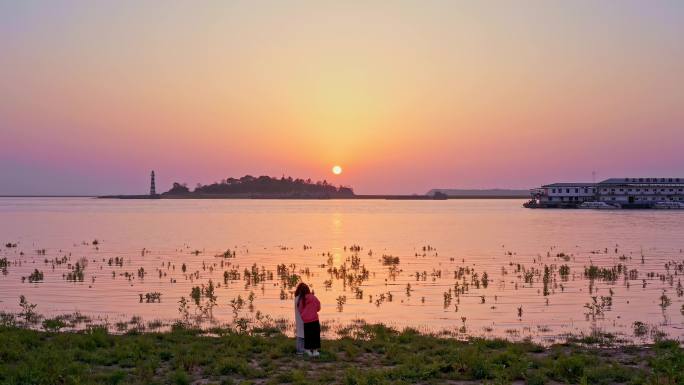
332 165 343 175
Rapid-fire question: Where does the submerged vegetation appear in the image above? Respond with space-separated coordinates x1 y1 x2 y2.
1 237 682 347
1 231 684 384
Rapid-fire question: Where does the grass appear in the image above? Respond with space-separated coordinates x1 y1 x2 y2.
0 323 681 385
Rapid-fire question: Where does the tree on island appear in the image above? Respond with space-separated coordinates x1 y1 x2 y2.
162 175 354 197
166 182 190 195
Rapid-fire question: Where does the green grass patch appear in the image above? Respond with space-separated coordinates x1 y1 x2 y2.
0 324 680 384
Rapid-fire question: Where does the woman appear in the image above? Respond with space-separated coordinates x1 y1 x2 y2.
294 282 321 357
293 283 306 355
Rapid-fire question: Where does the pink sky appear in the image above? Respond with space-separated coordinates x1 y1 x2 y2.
1 1 683 195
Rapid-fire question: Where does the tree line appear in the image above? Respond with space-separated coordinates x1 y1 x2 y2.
163 175 354 197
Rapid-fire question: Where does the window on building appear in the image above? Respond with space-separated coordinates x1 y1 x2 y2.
566 188 570 193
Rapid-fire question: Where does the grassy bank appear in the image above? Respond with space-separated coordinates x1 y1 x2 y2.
0 324 682 385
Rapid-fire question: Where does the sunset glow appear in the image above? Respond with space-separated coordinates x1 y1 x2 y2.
2 2 684 380
1 1 683 195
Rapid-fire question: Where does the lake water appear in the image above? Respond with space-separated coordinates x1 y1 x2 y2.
0 198 682 343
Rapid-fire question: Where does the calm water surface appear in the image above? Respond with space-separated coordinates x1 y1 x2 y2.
0 198 682 343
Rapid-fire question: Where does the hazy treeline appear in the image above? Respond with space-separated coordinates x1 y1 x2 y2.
163 175 354 197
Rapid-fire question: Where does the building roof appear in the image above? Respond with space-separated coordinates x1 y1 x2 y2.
539 178 684 189
541 183 595 188
599 177 684 185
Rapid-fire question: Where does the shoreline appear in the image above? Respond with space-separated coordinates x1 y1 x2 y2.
0 321 681 384
0 195 97 198
95 194 528 200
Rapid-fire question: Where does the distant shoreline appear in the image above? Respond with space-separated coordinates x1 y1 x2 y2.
0 194 528 200
0 195 96 198
96 194 527 200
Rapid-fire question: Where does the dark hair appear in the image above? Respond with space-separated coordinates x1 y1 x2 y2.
294 283 310 307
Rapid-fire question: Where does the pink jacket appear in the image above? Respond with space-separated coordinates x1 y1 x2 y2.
297 293 321 323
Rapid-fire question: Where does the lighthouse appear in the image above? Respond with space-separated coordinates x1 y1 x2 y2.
150 170 156 196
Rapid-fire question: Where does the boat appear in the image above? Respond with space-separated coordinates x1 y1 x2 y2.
527 177 684 209
578 201 620 209
652 201 684 209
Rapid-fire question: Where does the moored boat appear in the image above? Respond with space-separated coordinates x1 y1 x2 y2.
527 177 684 209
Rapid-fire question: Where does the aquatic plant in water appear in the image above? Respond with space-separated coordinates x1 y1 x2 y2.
27 269 44 283
633 321 649 337
217 249 236 258
381 255 400 266
65 259 86 282
584 296 611 321
18 295 39 325
659 291 671 310
559 264 570 280
179 281 218 325
336 295 347 312
139 292 162 303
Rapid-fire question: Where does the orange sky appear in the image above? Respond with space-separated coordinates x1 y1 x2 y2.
1 1 683 194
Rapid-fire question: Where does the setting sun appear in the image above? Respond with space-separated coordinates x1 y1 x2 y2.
2 2 684 381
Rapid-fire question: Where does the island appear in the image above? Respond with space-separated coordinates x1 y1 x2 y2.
99 174 448 200
162 175 355 199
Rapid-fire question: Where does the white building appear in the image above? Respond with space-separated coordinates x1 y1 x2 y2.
530 177 684 207
536 183 596 205
596 177 684 204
